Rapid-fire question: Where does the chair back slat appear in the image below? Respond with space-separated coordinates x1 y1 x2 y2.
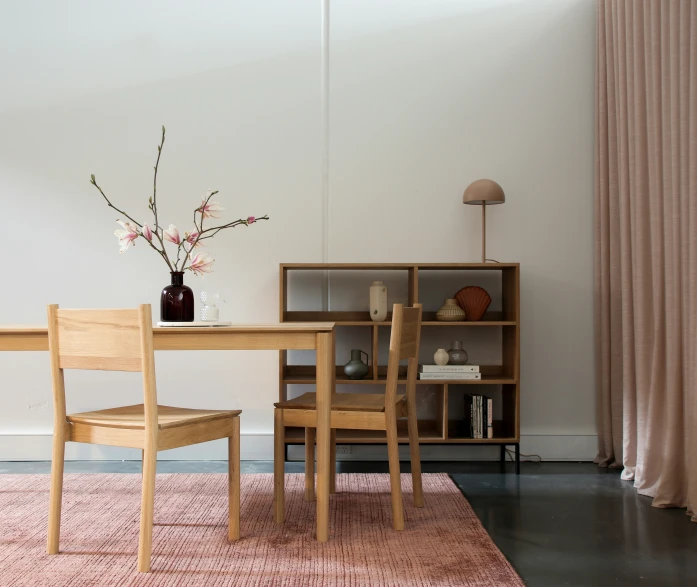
53 309 144 372
398 307 421 360
385 304 422 407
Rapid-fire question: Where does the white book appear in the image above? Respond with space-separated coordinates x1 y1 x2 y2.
487 397 494 439
419 364 480 373
418 372 482 380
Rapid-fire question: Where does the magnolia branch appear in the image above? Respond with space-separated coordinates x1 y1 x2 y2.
90 127 269 276
148 127 173 269
90 175 174 270
90 176 142 228
199 215 270 241
152 126 165 232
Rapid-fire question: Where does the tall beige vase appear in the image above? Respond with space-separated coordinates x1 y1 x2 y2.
369 281 388 322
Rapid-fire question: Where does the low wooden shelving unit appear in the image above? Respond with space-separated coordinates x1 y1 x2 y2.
279 263 521 472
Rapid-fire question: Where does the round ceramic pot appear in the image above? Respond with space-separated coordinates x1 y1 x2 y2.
434 348 449 366
447 341 468 365
436 299 466 322
344 349 369 380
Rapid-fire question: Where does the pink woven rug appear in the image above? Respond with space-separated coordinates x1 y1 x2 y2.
0 473 523 586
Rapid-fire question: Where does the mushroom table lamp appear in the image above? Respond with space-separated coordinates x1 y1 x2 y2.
463 179 505 263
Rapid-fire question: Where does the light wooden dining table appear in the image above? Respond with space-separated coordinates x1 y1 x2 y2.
0 322 337 542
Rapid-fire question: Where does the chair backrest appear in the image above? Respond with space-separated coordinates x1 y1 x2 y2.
385 303 422 408
46 305 158 427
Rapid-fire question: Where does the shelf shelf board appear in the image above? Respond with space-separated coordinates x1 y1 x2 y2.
286 320 516 326
284 423 517 445
281 263 519 270
285 420 443 443
439 437 519 444
283 374 516 385
420 321 516 327
417 376 517 385
284 311 515 325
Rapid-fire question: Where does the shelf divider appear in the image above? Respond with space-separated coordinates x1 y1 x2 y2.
371 325 379 381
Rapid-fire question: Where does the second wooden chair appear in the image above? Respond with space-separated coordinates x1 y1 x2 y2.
274 303 424 531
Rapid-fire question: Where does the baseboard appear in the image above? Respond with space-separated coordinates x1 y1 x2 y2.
0 433 597 462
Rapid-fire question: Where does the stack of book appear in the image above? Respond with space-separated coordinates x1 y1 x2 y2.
417 364 481 380
465 395 493 439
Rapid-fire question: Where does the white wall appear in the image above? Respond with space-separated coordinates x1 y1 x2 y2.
0 0 597 461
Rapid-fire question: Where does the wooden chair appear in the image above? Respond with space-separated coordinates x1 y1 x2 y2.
274 303 423 531
46 304 241 573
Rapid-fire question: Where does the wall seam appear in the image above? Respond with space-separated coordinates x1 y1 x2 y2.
321 0 330 310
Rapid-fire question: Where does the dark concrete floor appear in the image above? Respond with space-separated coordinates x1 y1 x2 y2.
1 461 695 587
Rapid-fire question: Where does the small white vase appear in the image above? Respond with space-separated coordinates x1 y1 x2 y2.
434 348 449 366
369 281 388 322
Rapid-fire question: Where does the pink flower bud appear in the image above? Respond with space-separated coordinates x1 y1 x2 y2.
164 224 181 245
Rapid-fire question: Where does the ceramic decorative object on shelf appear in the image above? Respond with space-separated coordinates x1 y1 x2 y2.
436 298 466 322
447 341 468 365
454 286 492 321
200 291 220 322
433 348 449 366
343 349 370 380
369 281 388 322
161 272 194 322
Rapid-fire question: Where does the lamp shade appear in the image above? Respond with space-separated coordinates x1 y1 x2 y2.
462 179 505 205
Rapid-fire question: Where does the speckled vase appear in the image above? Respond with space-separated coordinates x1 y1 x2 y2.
436 299 466 322
369 281 388 322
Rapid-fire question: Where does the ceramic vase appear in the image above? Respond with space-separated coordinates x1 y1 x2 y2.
344 349 369 380
369 281 388 322
161 272 194 322
436 298 466 322
447 341 468 365
434 348 449 366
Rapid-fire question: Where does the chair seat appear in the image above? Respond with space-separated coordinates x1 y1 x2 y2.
275 392 405 412
67 404 241 430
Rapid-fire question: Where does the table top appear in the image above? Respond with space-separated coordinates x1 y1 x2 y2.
0 322 335 335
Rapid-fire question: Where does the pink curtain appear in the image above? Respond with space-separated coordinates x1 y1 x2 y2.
595 0 697 521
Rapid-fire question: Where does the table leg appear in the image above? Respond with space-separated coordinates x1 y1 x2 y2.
315 331 334 542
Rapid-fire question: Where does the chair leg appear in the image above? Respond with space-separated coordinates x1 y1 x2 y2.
46 434 65 554
228 417 240 541
274 408 285 523
305 427 315 501
137 447 157 573
330 428 337 494
386 412 405 531
406 400 423 508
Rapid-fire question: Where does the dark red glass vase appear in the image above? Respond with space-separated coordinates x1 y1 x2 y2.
160 272 194 322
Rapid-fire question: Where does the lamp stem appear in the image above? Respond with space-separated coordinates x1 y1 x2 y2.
481 204 486 263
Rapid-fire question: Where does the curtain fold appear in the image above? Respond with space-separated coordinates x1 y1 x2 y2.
595 0 697 521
